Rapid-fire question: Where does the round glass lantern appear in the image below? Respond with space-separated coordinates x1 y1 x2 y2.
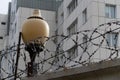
22 9 49 46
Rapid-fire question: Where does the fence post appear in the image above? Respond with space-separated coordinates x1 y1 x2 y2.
14 32 22 80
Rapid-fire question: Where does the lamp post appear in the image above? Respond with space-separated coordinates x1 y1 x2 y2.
21 9 49 77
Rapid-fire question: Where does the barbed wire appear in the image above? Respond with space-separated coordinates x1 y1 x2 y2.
1 21 120 80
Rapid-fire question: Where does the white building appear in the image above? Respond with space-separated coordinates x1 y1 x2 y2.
0 14 7 51
56 0 120 68
0 14 7 79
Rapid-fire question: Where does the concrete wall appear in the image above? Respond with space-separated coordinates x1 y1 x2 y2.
23 58 120 80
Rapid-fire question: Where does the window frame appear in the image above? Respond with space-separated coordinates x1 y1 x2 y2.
82 8 87 24
105 4 116 18
67 0 78 15
67 19 78 35
60 12 64 23
106 32 118 47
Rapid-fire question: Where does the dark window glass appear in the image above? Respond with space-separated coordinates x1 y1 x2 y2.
0 36 3 39
1 22 6 25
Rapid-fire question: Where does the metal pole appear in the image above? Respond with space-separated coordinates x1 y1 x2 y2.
14 32 22 80
27 46 36 77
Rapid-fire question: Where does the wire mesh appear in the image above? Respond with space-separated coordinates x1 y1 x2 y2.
1 21 120 80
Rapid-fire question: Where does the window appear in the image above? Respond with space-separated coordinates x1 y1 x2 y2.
82 35 88 50
106 32 118 47
67 46 78 60
14 22 17 33
1 22 6 25
0 36 3 39
82 8 87 24
67 0 78 15
68 19 77 35
105 4 116 18
60 13 64 23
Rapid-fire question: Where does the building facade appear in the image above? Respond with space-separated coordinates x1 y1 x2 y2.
56 0 120 68
0 14 7 51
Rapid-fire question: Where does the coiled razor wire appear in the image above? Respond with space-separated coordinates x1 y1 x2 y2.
1 21 120 80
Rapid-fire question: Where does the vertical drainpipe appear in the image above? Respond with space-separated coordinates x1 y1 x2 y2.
7 2 11 36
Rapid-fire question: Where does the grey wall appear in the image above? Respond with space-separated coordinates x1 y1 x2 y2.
17 0 62 11
23 58 120 80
